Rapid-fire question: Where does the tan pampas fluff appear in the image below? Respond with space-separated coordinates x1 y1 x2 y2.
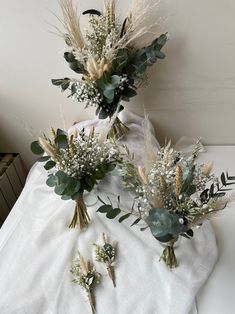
202 161 213 176
59 0 84 50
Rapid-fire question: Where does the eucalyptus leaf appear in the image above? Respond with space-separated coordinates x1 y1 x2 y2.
111 75 121 87
56 129 67 136
61 195 72 200
130 217 141 226
97 205 113 213
38 156 51 162
63 178 80 196
46 175 58 187
44 160 56 170
55 171 67 183
146 208 187 239
103 85 115 100
106 208 121 219
221 172 226 186
31 141 44 155
55 134 68 149
54 184 67 195
119 213 131 223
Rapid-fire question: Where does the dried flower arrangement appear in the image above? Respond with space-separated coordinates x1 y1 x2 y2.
31 127 120 229
94 233 117 287
51 0 168 137
97 136 235 268
71 252 101 313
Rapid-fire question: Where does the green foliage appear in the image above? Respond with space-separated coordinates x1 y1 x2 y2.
146 208 187 242
31 141 44 155
118 212 131 223
125 33 168 80
64 52 85 74
112 49 129 74
55 134 68 149
106 208 121 219
38 156 51 162
181 166 195 195
46 171 81 200
44 160 56 170
203 171 235 201
51 78 71 92
97 196 140 225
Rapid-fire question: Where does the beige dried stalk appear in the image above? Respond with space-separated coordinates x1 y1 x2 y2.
138 166 148 185
202 161 213 176
38 137 57 158
86 58 109 80
104 0 115 33
159 175 167 192
123 0 164 48
59 0 84 50
175 165 183 196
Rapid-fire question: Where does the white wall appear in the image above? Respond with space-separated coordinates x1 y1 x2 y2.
1 0 235 169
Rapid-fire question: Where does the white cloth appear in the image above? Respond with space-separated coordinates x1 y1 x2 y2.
0 111 218 314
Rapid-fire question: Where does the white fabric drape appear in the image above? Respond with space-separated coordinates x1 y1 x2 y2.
0 111 218 314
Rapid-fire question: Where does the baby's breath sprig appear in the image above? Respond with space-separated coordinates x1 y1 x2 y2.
94 233 117 287
70 252 101 314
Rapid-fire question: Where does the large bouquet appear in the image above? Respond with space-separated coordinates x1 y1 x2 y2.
31 127 120 229
97 137 235 268
52 0 168 137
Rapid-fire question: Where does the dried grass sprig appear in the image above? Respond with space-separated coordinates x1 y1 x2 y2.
59 0 84 50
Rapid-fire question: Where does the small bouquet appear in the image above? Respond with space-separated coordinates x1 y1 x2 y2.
31 127 120 229
94 233 117 287
52 0 168 137
71 252 101 313
97 139 235 268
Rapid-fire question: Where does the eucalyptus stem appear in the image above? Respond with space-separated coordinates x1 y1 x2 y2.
108 117 129 139
160 239 178 268
69 196 90 229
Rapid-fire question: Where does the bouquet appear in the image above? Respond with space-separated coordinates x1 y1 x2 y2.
71 252 101 313
31 127 120 229
51 0 168 137
97 138 235 268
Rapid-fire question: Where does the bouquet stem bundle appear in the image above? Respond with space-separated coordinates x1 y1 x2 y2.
109 116 129 139
107 264 116 287
87 290 96 314
160 238 178 269
69 197 90 229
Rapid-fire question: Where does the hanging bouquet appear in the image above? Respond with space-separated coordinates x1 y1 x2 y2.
31 127 120 229
97 137 235 268
51 0 168 137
